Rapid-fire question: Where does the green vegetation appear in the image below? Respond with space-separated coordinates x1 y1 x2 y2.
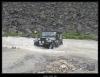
3 31 24 37
3 31 96 40
3 31 41 37
63 32 96 40
4 32 19 36
32 31 41 38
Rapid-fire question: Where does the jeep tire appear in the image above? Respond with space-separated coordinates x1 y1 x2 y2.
34 41 39 46
55 42 59 47
49 43 54 49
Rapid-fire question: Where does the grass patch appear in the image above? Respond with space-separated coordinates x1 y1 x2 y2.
63 32 96 40
3 31 24 37
4 32 19 36
3 31 40 37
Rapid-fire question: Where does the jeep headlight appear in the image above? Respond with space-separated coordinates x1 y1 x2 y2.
46 38 49 41
37 38 40 40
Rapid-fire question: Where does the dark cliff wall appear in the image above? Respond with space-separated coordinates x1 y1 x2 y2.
2 2 98 38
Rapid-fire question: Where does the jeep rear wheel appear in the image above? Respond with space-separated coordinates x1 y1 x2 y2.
34 41 39 46
55 42 59 47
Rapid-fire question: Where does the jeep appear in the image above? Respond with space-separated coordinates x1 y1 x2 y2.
34 31 63 49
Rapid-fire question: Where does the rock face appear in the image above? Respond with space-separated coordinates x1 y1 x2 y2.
2 2 98 37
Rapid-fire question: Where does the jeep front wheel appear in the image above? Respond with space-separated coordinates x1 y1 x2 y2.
49 43 54 49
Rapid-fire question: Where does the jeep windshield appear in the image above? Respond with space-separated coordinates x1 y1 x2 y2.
42 32 56 37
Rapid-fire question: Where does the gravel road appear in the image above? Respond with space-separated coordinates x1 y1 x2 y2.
2 37 98 73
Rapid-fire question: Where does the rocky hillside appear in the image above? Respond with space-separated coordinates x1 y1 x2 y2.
2 2 98 38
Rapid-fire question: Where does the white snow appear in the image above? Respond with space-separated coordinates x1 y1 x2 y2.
2 36 98 59
2 36 98 73
2 37 66 54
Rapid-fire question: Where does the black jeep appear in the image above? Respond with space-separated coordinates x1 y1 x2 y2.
34 31 63 49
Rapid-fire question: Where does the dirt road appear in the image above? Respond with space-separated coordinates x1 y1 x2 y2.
2 37 98 73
